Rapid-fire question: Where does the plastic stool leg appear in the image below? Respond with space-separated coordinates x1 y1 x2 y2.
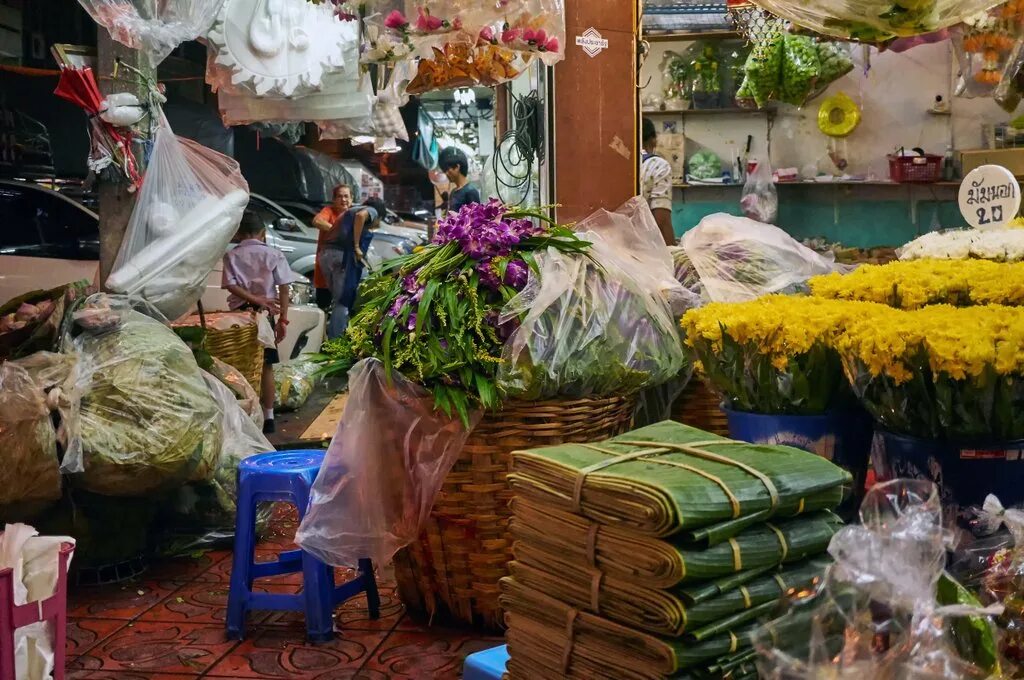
226 481 258 641
359 559 380 620
301 551 336 643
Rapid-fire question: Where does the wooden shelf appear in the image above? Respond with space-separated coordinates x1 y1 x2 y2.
643 107 773 116
644 30 742 42
673 180 962 188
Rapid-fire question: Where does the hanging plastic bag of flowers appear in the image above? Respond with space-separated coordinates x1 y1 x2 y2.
77 0 223 67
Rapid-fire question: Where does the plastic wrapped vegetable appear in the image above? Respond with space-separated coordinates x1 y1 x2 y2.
209 357 261 426
0 361 62 521
497 197 687 400
753 0 1000 42
62 294 222 497
815 41 855 92
296 359 479 567
687 149 722 181
157 373 273 555
780 34 821 105
274 361 319 412
741 159 778 224
755 479 1001 679
741 31 783 108
680 213 846 302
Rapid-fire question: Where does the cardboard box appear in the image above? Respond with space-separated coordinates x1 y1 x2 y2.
960 148 1024 177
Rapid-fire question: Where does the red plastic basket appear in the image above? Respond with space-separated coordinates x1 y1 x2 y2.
888 154 942 183
0 542 74 680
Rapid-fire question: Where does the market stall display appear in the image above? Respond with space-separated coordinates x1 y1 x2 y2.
300 198 682 626
754 479 1000 678
501 420 850 679
899 227 1024 261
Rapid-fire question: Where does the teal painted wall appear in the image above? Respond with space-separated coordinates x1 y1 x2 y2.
672 188 967 248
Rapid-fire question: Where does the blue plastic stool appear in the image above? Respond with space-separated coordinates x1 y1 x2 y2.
463 645 509 680
225 450 379 643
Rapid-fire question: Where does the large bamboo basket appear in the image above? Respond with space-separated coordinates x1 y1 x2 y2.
393 395 636 629
671 378 728 437
176 312 263 398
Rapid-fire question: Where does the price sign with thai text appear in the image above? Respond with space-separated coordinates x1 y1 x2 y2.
959 164 1021 230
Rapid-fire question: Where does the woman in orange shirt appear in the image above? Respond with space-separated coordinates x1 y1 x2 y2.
312 185 353 299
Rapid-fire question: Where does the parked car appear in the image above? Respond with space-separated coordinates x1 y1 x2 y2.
0 180 323 363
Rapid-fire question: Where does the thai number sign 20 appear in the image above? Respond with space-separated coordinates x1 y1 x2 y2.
959 164 1021 230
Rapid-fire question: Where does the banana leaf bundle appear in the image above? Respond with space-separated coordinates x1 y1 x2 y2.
511 548 828 638
501 576 758 678
509 421 852 545
510 496 842 589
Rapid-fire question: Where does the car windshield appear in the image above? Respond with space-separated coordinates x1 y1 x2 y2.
0 183 99 260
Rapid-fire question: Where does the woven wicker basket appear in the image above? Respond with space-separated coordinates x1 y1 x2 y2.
393 395 636 629
177 312 263 398
671 378 729 437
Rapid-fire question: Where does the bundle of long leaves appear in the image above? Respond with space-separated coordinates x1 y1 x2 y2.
317 200 590 424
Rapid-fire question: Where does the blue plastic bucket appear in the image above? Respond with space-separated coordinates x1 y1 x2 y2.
875 432 1024 509
726 409 873 515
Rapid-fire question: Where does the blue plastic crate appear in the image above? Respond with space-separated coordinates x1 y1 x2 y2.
463 645 510 680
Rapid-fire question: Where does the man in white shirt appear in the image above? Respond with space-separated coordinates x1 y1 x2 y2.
641 117 676 245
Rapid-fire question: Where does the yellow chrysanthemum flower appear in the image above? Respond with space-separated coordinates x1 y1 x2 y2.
809 260 1024 310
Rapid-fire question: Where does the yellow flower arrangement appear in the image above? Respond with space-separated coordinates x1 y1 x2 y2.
835 303 1024 440
809 259 1024 309
681 296 885 414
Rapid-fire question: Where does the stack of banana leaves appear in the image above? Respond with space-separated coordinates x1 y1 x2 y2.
500 420 853 680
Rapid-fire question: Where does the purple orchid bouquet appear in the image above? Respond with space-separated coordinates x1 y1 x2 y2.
317 199 589 423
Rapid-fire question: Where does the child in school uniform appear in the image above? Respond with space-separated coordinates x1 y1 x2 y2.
222 212 299 434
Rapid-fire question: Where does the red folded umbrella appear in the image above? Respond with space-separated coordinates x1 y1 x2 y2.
53 66 105 115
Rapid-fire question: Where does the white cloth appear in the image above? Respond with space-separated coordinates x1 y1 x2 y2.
222 239 300 310
0 524 75 680
641 153 673 212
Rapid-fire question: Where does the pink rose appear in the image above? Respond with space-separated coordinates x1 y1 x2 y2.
452 16 462 30
501 27 521 43
522 28 537 43
480 26 496 43
533 29 547 45
543 36 559 52
384 10 408 30
416 7 444 31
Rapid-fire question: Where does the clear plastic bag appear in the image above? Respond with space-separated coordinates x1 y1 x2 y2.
208 357 261 427
741 159 778 224
755 479 1000 680
77 0 223 67
61 294 223 497
0 362 62 520
158 373 273 555
274 360 319 412
752 0 1005 42
295 358 478 568
680 213 846 302
497 197 687 400
105 115 248 322
740 31 783 108
780 34 821 105
955 9 1022 99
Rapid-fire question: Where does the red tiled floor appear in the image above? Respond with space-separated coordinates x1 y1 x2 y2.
69 623 238 674
203 628 388 678
65 505 506 679
358 630 503 679
66 618 130 658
